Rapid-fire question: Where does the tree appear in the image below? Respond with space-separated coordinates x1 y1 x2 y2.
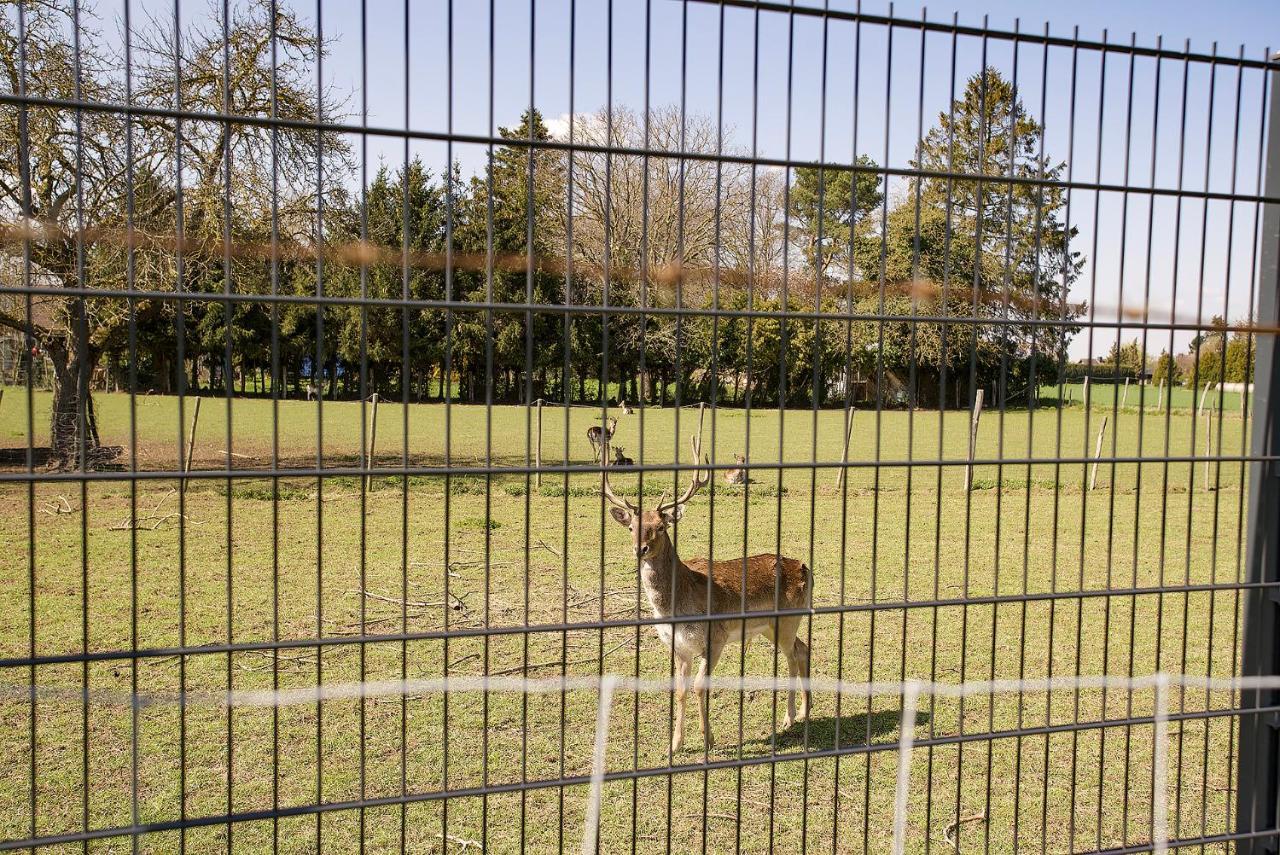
1187 315 1227 388
0 0 348 466
1102 338 1146 378
1224 328 1255 385
1152 350 1180 387
787 159 882 287
453 110 567 402
879 67 1085 405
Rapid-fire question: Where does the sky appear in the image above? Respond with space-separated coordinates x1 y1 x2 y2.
92 0 1280 360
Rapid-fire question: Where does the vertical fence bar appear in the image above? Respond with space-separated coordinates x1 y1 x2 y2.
1237 48 1280 855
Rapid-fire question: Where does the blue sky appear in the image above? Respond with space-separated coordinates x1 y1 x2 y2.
125 0 1280 360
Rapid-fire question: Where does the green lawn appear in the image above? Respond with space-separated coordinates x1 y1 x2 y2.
0 390 1254 853
1041 381 1248 413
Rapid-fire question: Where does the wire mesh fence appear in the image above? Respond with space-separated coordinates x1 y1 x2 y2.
0 0 1278 852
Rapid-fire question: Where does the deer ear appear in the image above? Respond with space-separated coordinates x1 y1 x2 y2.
661 504 685 525
609 506 633 527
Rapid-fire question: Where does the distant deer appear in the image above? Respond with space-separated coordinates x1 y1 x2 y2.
724 452 747 485
612 446 634 467
586 417 618 462
620 399 635 415
600 434 811 751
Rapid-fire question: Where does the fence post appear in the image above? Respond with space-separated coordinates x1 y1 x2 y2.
1089 414 1107 491
181 395 201 497
535 398 543 488
964 389 984 491
834 406 854 490
364 392 379 494
1237 48 1280 855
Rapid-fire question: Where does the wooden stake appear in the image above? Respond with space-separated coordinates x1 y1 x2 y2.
1203 408 1214 492
1089 414 1108 491
365 393 380 494
965 389 984 492
182 396 201 496
1156 378 1164 412
535 398 544 488
834 407 855 489
1122 377 1130 407
1082 375 1091 409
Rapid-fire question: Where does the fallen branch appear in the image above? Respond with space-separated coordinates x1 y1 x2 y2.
678 812 739 824
109 488 188 531
359 588 467 612
534 538 563 558
941 811 987 851
38 495 75 516
489 637 635 676
438 832 483 852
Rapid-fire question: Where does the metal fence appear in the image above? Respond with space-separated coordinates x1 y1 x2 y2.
1 0 1279 852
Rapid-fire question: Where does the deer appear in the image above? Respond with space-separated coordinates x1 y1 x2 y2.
600 434 812 752
612 446 634 467
586 416 618 462
620 399 635 415
723 452 748 485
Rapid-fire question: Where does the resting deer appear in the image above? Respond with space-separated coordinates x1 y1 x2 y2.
612 446 634 467
601 435 811 752
620 399 635 415
586 417 618 462
724 452 747 485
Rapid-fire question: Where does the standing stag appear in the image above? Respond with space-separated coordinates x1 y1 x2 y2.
601 435 811 751
586 417 618 462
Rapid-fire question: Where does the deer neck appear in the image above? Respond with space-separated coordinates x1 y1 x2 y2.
638 531 693 617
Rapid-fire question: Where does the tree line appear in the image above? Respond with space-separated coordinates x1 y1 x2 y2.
1 0 1083 467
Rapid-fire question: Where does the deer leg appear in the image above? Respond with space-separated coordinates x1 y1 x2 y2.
777 618 801 728
693 638 725 750
792 636 811 723
671 656 690 754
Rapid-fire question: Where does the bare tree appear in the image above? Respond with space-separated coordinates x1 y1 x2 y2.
0 0 349 467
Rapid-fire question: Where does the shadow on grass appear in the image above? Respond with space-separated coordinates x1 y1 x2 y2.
761 708 931 751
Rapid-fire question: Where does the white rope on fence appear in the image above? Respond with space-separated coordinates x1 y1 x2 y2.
891 680 921 855
4 669 1270 708
582 675 619 855
4 669 1269 850
1152 672 1171 855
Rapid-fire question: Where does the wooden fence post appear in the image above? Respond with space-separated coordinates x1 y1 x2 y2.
365 392 379 494
535 398 544 488
1122 377 1130 407
965 389 985 491
1204 407 1214 492
1083 375 1091 409
182 396 201 497
1089 414 1108 491
834 407 855 490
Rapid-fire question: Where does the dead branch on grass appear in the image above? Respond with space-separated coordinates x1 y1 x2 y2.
109 488 191 531
488 637 635 676
941 811 987 851
38 495 76 516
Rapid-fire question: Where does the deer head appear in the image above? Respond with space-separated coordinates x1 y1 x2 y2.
602 433 708 559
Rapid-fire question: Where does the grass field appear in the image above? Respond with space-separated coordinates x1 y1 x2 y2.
1040 381 1248 413
0 389 1255 853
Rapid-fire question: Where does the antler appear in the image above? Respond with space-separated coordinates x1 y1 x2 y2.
656 433 709 515
600 437 638 513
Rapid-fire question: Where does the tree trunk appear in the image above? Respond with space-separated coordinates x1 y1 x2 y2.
47 336 103 469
